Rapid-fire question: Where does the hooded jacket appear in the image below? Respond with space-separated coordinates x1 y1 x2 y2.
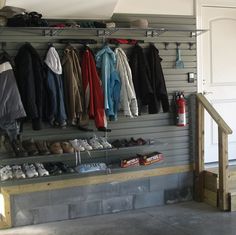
148 44 169 113
15 43 44 130
115 47 138 117
129 44 153 114
81 47 107 129
96 45 121 120
44 46 67 125
0 60 26 121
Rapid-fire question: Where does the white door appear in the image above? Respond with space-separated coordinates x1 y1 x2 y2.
197 1 236 163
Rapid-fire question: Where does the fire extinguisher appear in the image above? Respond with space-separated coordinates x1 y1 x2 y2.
175 91 187 126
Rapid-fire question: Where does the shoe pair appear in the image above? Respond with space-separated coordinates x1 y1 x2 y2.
69 139 85 152
89 137 103 150
44 162 74 175
98 137 112 149
22 163 49 178
49 141 74 154
0 165 13 181
76 162 107 173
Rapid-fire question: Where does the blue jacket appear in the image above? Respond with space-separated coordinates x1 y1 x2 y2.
96 45 121 120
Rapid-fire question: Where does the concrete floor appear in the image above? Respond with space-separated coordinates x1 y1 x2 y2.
1 201 236 235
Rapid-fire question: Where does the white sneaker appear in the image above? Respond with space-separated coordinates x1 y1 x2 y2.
35 163 49 176
23 163 39 178
69 139 85 152
0 165 13 181
78 139 93 151
89 137 103 150
99 137 112 149
12 165 26 179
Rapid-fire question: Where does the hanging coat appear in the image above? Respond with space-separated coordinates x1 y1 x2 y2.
15 43 44 130
61 45 84 125
96 45 121 120
148 44 169 113
81 47 107 129
129 44 153 114
44 46 67 126
115 47 138 117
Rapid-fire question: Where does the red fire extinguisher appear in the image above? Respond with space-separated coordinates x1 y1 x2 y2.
175 92 187 126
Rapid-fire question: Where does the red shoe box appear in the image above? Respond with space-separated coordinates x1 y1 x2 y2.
138 152 164 166
120 157 140 168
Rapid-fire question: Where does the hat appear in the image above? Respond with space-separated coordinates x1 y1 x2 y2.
0 6 25 18
130 19 149 29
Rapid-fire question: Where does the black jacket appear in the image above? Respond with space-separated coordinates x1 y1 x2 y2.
148 44 169 113
15 43 45 130
129 44 153 114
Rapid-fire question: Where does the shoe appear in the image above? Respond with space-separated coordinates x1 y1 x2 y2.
49 142 63 155
98 137 112 149
34 163 49 176
136 138 147 145
89 137 103 150
0 165 13 181
11 139 28 157
56 162 75 173
12 165 26 179
78 139 93 151
44 163 63 175
76 163 107 173
22 138 39 156
35 140 50 155
60 141 74 153
69 139 85 152
22 163 39 178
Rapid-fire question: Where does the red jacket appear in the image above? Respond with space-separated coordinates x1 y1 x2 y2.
81 47 107 129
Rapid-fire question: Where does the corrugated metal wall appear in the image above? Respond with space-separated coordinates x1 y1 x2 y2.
0 14 197 181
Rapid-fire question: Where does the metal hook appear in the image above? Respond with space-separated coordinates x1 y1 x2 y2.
189 42 194 50
164 42 169 50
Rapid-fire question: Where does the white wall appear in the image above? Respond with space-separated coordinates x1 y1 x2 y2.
114 0 195 15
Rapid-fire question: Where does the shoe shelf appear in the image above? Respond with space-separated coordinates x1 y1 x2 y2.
0 139 165 166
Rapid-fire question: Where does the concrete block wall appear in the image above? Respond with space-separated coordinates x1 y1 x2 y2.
11 172 193 227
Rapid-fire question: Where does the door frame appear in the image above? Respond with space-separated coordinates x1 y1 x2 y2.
195 0 236 93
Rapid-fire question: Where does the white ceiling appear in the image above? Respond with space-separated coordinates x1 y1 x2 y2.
6 0 119 19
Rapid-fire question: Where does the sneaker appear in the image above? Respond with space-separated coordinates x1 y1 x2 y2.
56 162 75 173
35 140 50 155
34 163 49 176
12 165 26 179
22 138 39 156
44 162 63 175
98 137 112 149
78 139 93 151
11 139 28 157
89 137 103 150
23 163 39 178
69 139 85 152
0 165 13 181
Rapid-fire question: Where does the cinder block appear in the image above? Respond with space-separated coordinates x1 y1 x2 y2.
134 191 164 209
13 191 50 209
13 209 34 227
178 172 193 188
102 195 133 214
120 178 149 195
150 174 179 192
69 200 102 219
33 204 69 224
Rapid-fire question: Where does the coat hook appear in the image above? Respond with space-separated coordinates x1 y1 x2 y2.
189 42 194 50
164 42 169 50
176 42 181 49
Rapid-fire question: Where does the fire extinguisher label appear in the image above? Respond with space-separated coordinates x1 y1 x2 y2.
178 113 186 126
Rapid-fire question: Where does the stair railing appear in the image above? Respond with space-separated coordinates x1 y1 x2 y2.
195 93 233 211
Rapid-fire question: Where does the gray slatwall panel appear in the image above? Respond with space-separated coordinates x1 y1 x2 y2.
0 15 196 185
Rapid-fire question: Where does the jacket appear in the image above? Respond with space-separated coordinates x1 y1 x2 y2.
0 60 26 121
61 45 84 124
96 45 121 120
115 47 138 117
44 46 67 125
129 44 153 114
81 47 107 129
148 44 169 113
15 43 44 130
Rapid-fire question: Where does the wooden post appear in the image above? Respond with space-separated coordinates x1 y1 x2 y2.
218 128 229 211
194 100 205 201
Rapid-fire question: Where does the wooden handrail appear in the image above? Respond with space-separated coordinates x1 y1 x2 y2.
195 93 233 211
196 93 233 134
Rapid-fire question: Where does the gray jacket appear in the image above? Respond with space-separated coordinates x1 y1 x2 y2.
0 61 26 121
